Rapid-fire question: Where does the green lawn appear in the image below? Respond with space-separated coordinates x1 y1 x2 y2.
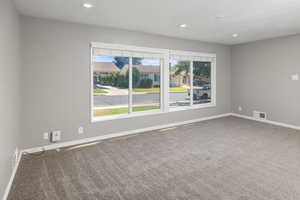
133 88 160 92
94 89 108 94
169 87 188 92
133 87 187 93
94 105 160 117
94 87 186 93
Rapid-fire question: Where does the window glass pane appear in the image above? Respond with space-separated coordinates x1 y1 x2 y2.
92 55 129 117
169 60 190 107
132 57 161 112
192 61 211 104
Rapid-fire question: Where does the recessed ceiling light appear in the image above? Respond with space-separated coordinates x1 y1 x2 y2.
179 24 187 28
82 3 94 8
232 33 239 38
216 15 225 19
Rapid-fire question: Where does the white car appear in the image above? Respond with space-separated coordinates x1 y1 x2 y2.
188 84 211 100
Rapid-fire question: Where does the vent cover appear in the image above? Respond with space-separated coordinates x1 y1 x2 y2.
253 111 267 120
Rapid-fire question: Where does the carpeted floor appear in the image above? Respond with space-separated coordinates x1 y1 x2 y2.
8 116 300 200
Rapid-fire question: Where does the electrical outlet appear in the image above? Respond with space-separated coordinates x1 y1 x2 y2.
291 74 299 81
14 148 19 163
43 132 49 140
78 127 84 134
238 106 242 111
12 148 19 170
50 130 61 143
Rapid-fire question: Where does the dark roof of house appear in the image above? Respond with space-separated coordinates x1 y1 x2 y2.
93 62 120 73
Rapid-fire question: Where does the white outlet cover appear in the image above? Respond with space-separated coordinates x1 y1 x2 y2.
43 132 49 140
291 74 299 81
14 148 19 162
238 106 242 111
78 127 84 134
51 130 61 142
12 148 19 169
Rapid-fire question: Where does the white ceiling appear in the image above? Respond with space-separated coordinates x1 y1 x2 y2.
14 0 300 45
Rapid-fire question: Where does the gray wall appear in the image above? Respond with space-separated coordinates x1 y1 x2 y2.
0 0 20 198
231 35 300 126
20 16 231 149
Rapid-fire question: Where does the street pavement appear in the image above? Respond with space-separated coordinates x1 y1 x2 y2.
94 92 190 107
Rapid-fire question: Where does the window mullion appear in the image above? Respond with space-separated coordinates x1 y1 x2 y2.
159 59 163 111
190 60 193 106
129 57 133 113
163 55 169 112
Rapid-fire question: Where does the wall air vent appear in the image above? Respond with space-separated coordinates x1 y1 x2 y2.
253 111 267 120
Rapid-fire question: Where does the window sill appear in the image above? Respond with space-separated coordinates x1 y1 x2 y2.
91 103 216 123
92 109 164 123
168 102 216 113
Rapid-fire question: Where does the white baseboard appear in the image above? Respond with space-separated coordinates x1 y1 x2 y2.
2 150 22 200
20 113 300 155
231 113 300 130
22 113 232 154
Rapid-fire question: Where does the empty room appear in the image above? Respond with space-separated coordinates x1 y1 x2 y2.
1 0 300 199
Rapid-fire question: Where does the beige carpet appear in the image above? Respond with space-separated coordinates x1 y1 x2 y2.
8 116 300 200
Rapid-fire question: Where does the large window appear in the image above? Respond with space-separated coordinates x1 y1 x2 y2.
193 61 211 105
92 56 129 117
91 43 216 121
132 57 161 112
169 60 190 107
168 59 213 109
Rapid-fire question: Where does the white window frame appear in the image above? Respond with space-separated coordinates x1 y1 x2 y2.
168 50 216 112
90 42 216 122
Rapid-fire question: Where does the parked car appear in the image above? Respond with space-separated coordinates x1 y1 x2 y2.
193 80 208 87
188 84 211 100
